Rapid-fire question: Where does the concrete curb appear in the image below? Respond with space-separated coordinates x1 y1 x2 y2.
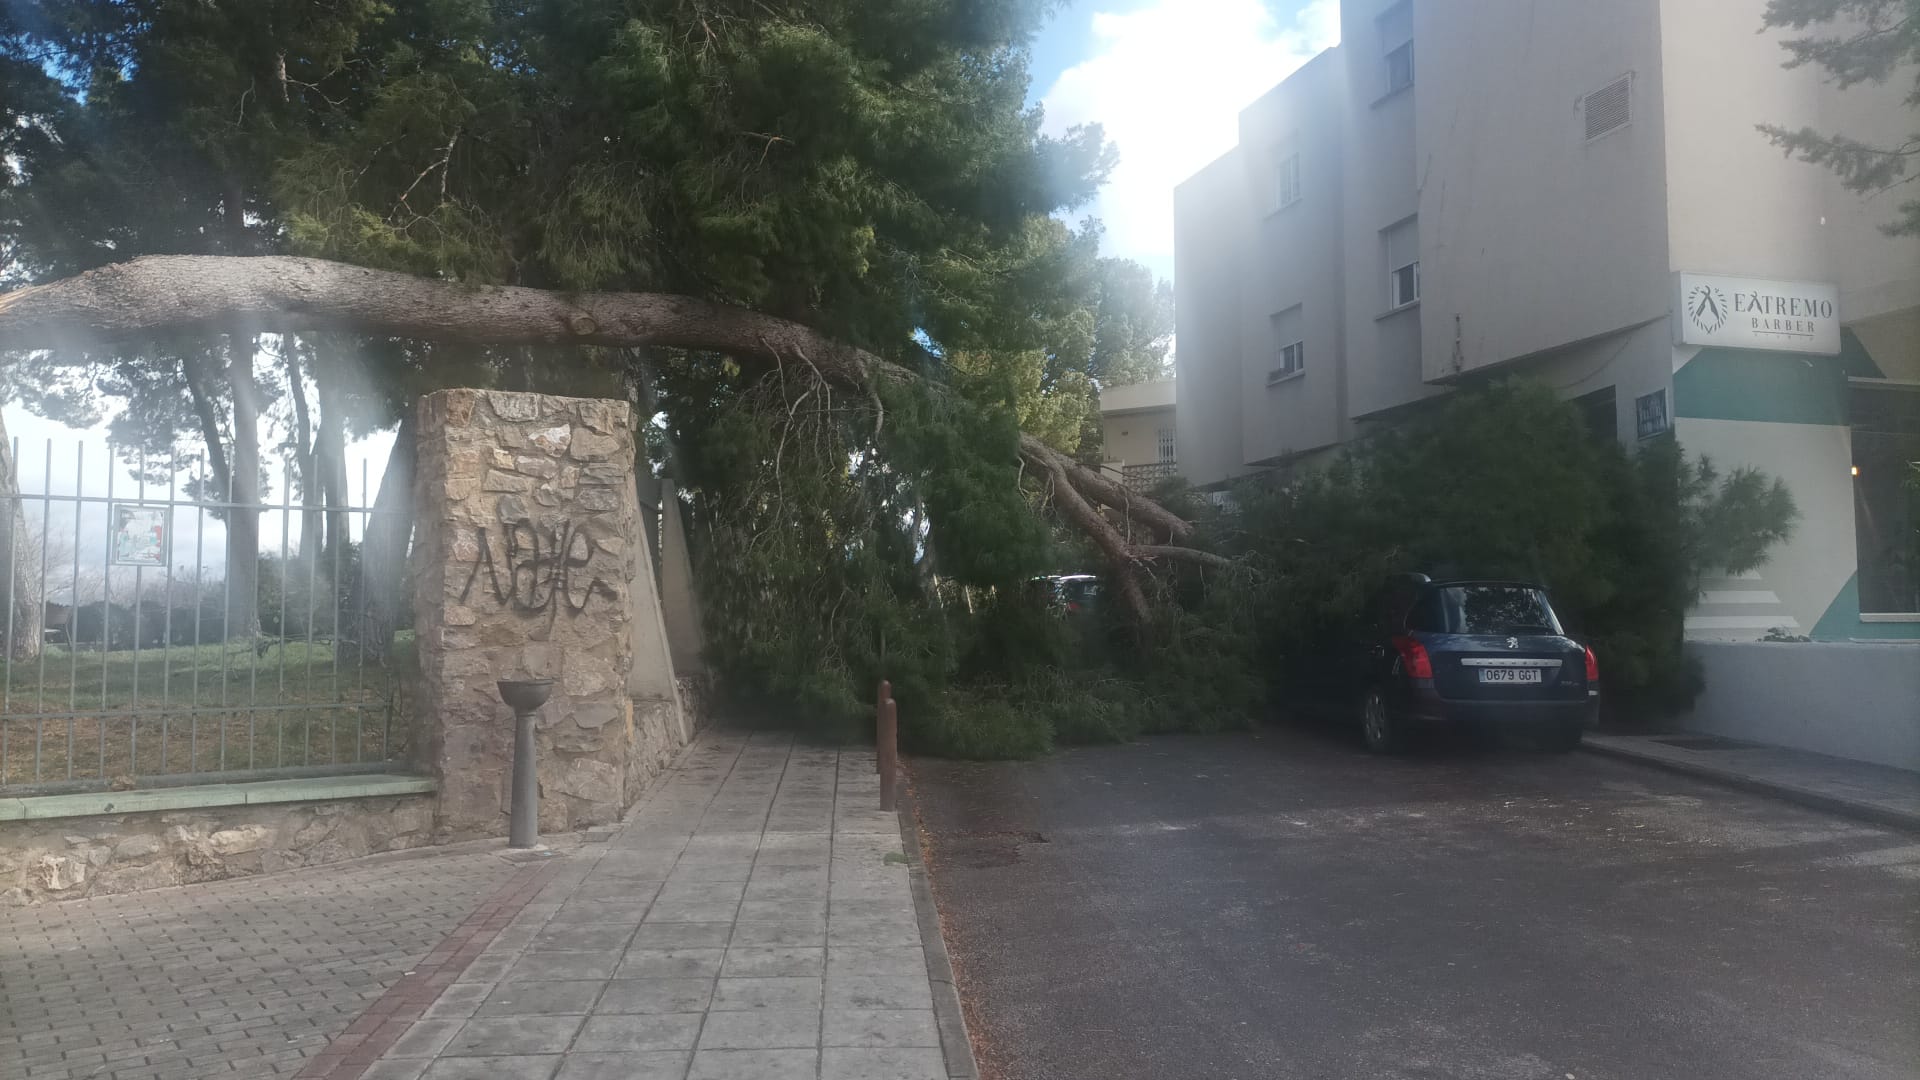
895 767 981 1080
1581 741 1920 835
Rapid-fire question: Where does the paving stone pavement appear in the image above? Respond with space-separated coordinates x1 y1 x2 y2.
1 730 956 1080
1584 732 1920 832
341 730 951 1080
0 839 521 1079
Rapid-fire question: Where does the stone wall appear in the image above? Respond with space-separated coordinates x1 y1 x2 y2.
414 391 642 840
0 795 434 904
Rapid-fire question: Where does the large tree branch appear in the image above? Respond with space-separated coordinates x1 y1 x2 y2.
1017 439 1192 542
1021 442 1151 626
1129 544 1232 569
0 255 1213 612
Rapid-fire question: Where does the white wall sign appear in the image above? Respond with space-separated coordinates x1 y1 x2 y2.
111 504 169 567
1674 273 1840 355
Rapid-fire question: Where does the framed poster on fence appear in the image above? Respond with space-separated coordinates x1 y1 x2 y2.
111 504 169 567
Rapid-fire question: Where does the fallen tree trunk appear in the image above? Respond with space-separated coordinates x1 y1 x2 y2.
0 255 1219 612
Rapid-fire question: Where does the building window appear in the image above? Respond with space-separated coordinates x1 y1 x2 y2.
1157 428 1177 463
1386 42 1415 93
1383 218 1419 309
1851 385 1920 615
1380 1 1414 94
1268 305 1305 382
1573 386 1616 442
1277 151 1302 209
1584 74 1632 141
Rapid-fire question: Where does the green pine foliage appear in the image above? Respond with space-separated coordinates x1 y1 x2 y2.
1758 0 1920 235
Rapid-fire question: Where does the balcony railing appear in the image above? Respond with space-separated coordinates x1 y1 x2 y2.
1122 461 1177 491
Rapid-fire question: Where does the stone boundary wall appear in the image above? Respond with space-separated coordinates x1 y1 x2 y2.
1 794 434 904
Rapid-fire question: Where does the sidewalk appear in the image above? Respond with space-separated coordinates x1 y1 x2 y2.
300 729 972 1080
1584 733 1920 833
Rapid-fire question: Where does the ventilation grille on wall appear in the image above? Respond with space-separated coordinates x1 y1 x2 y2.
1584 75 1631 141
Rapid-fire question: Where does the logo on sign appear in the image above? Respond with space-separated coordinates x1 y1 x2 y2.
1686 283 1729 334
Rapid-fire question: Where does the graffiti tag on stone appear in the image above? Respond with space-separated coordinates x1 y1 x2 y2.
460 519 617 620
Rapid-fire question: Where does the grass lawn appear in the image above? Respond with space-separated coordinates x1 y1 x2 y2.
0 636 419 792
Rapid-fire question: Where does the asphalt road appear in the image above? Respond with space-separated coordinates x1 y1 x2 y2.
911 725 1920 1080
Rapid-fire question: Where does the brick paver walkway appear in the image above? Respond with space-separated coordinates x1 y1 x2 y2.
2 730 957 1080
332 730 952 1080
1 841 520 1078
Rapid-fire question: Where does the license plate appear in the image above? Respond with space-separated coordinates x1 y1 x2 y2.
1479 668 1542 684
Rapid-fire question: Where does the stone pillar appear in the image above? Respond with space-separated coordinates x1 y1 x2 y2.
413 391 638 839
658 480 708 679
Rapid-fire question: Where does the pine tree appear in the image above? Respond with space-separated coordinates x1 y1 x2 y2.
1 1 1197 724
1760 0 1920 235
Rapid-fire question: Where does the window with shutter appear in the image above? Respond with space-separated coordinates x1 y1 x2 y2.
1380 2 1414 93
1584 75 1631 141
1277 151 1302 209
1268 306 1305 383
1383 218 1419 309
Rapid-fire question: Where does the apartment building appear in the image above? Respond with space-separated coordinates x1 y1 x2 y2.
1175 0 1919 654
1096 380 1178 492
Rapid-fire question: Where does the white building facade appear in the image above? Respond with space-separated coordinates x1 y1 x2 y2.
1175 0 1920 650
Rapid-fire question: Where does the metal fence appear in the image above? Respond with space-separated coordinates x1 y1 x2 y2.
0 439 413 795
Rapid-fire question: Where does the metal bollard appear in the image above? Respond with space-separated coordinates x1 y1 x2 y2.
497 678 554 849
879 697 898 812
875 680 891 774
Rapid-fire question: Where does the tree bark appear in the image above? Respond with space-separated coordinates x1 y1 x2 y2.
285 339 324 570
316 378 350 570
225 335 264 640
1024 443 1152 626
0 255 1215 613
0 409 42 660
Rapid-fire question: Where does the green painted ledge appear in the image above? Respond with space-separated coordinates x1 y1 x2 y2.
0 774 437 823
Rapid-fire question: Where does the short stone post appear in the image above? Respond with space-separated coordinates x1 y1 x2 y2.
414 390 638 840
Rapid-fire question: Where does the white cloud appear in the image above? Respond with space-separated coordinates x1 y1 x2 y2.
1039 0 1341 273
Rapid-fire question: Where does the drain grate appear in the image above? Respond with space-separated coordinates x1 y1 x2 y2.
1655 736 1753 751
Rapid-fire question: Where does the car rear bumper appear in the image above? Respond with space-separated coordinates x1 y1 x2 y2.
1396 683 1599 727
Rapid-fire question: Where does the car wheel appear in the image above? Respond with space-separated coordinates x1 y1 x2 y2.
1543 720 1584 753
1361 688 1402 754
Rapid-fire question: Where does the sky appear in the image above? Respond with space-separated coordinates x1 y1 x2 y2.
1029 0 1342 282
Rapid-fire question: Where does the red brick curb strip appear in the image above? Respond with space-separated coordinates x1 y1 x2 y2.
294 859 564 1079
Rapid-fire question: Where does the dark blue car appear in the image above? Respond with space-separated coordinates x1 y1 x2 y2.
1333 574 1599 753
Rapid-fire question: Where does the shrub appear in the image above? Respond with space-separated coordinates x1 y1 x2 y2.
1231 381 1796 718
909 690 1055 760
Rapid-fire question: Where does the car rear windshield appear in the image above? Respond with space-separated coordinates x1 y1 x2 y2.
1409 585 1563 635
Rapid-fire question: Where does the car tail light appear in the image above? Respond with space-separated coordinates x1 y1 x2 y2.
1390 635 1434 679
1584 645 1599 682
